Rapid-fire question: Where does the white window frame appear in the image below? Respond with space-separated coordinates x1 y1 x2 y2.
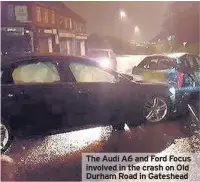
44 9 48 23
51 10 55 24
36 7 41 22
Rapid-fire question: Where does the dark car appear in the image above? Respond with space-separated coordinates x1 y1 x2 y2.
1 53 185 153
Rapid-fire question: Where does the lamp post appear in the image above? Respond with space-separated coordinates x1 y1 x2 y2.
119 10 126 42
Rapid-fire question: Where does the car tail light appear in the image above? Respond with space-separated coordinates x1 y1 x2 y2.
177 71 184 88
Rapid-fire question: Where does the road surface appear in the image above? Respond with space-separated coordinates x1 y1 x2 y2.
1 113 200 181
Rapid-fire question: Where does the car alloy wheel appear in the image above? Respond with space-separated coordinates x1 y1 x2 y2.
143 96 168 123
1 122 9 152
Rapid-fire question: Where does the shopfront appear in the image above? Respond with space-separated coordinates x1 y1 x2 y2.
1 27 34 55
75 35 87 56
37 28 59 53
58 30 75 55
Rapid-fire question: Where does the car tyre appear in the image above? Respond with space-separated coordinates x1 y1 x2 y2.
1 118 13 153
143 95 170 124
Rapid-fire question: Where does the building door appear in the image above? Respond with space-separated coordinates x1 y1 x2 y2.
76 40 81 56
48 37 53 53
39 38 48 53
60 40 68 54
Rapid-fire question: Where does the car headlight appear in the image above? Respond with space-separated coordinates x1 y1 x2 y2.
169 87 176 95
99 58 110 68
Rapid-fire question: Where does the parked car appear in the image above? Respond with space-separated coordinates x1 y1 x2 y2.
1 53 187 153
132 53 200 95
87 49 117 70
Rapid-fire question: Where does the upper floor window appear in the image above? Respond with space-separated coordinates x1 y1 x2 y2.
78 23 82 32
44 9 48 23
69 18 72 29
73 21 76 30
65 18 68 29
51 11 55 24
36 7 41 22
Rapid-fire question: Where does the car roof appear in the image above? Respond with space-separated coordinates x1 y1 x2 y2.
143 52 190 60
165 52 188 58
1 53 93 70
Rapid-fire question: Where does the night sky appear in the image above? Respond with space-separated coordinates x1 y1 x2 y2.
65 1 171 42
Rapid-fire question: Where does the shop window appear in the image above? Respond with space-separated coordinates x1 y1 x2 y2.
51 11 55 24
12 62 60 84
36 7 41 22
59 16 64 27
44 9 48 23
82 25 85 33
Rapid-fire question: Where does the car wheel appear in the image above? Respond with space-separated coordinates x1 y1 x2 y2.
143 96 170 123
1 118 13 153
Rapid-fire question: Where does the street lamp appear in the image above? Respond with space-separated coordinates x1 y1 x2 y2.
183 42 187 48
120 10 126 20
119 10 126 44
134 26 140 33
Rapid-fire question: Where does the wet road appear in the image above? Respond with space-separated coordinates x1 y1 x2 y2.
2 114 200 181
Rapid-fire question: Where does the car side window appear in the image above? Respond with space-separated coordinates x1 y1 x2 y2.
158 58 174 70
69 62 116 83
143 58 158 69
12 61 60 84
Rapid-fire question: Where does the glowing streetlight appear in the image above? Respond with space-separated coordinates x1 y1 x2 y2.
134 26 140 33
120 10 126 20
183 42 187 47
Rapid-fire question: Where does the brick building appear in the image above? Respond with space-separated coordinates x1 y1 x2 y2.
1 1 87 56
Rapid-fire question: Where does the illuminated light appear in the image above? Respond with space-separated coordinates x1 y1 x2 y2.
183 42 187 47
169 87 176 95
134 26 139 33
25 30 30 33
120 10 126 19
99 58 111 68
124 123 130 131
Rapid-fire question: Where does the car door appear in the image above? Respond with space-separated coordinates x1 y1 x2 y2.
157 57 177 85
61 59 141 129
3 58 65 135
